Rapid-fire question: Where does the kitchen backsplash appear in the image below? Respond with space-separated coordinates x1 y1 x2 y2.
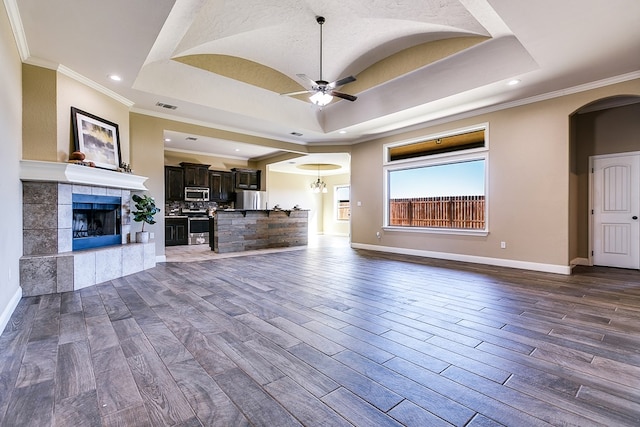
165 200 233 216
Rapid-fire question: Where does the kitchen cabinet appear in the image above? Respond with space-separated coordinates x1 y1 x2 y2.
165 217 188 246
209 170 233 202
232 168 261 190
181 162 210 187
164 166 184 201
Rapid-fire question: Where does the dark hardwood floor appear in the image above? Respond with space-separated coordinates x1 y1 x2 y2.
1 240 640 426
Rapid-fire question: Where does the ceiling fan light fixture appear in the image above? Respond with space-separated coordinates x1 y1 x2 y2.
281 16 357 105
310 91 333 106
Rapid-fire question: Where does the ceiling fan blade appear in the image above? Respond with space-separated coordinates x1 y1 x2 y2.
281 90 312 96
296 74 318 88
331 91 357 102
328 75 356 89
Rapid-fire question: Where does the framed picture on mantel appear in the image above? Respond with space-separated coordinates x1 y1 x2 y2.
71 107 121 170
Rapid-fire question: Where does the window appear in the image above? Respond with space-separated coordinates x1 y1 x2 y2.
384 126 488 234
335 185 350 221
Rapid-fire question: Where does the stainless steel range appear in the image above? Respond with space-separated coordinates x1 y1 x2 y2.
181 208 210 245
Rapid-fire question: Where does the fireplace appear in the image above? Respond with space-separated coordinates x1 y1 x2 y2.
20 160 156 296
72 194 122 250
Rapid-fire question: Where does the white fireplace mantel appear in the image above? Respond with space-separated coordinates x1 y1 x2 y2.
20 160 148 190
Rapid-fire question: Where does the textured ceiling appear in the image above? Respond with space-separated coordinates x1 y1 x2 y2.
8 0 640 174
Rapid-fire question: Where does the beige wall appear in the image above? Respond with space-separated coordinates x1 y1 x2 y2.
56 73 131 164
0 4 24 332
266 170 351 236
351 79 640 270
22 65 131 164
266 170 319 234
22 65 56 160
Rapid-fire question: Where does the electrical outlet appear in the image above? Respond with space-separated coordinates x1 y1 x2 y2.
357 201 362 207
376 231 381 239
150 232 155 239
500 241 506 249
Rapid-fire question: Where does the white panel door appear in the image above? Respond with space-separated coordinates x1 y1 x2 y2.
592 153 640 269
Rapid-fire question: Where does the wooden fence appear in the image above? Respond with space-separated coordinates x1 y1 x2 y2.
389 195 485 229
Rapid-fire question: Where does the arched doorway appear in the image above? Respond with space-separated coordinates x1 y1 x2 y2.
569 95 640 269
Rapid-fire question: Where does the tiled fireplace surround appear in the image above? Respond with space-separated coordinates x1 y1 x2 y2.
20 161 156 296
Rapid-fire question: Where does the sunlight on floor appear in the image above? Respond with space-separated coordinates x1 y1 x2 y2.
164 234 349 262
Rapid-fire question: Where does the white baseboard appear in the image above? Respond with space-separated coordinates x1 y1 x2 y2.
351 243 572 275
0 286 23 337
156 255 167 263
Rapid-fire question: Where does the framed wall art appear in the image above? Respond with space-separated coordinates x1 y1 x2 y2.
71 107 121 170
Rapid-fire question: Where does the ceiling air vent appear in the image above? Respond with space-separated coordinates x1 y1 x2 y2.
185 136 198 141
290 132 303 136
155 102 177 110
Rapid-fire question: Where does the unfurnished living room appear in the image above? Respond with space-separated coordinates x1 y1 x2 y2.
1 1 640 426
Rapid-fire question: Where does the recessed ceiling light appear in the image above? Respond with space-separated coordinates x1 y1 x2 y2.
507 79 521 86
164 138 171 142
339 130 347 134
108 74 122 82
234 148 240 152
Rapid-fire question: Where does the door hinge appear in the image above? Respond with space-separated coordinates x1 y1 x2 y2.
591 167 594 173
591 250 594 256
591 209 594 214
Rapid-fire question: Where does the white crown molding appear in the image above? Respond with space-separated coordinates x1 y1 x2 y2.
57 65 135 107
4 0 133 107
130 106 311 147
486 70 640 112
3 0 28 60
20 59 135 108
371 71 640 144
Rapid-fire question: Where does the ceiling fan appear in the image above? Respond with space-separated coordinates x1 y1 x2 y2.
281 16 357 106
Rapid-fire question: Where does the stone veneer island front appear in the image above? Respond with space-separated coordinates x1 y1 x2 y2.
212 209 309 253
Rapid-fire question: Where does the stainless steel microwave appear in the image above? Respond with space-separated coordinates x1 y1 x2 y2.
184 187 209 202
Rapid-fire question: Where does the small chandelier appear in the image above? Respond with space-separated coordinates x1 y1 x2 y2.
310 164 328 193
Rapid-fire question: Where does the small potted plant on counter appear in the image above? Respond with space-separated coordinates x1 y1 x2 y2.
132 194 160 243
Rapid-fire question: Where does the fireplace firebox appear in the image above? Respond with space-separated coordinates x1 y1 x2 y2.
72 194 122 250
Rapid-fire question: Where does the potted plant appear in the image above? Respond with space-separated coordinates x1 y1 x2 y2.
131 193 160 243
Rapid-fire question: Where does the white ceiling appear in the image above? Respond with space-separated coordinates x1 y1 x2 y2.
7 0 640 175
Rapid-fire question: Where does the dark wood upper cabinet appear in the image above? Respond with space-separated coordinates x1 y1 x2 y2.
232 168 261 190
181 162 210 187
209 170 233 202
164 166 184 201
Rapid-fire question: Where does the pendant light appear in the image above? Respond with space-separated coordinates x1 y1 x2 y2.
310 164 327 193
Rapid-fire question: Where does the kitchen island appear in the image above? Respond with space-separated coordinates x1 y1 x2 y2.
210 209 308 253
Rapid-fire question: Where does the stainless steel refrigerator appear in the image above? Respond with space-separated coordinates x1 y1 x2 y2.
235 190 268 210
